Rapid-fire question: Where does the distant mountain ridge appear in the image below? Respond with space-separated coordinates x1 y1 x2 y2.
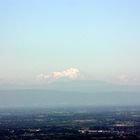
0 80 140 107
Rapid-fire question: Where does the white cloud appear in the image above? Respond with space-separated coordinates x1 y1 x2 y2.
118 74 129 83
37 68 80 81
116 74 140 85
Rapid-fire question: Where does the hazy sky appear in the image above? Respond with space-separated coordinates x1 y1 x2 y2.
0 0 140 86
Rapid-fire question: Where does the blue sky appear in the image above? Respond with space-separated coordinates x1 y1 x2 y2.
0 0 140 86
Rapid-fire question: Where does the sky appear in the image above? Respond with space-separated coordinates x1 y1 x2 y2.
0 0 140 87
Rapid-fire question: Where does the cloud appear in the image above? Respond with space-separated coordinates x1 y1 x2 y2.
37 68 80 81
116 74 140 85
118 74 129 83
